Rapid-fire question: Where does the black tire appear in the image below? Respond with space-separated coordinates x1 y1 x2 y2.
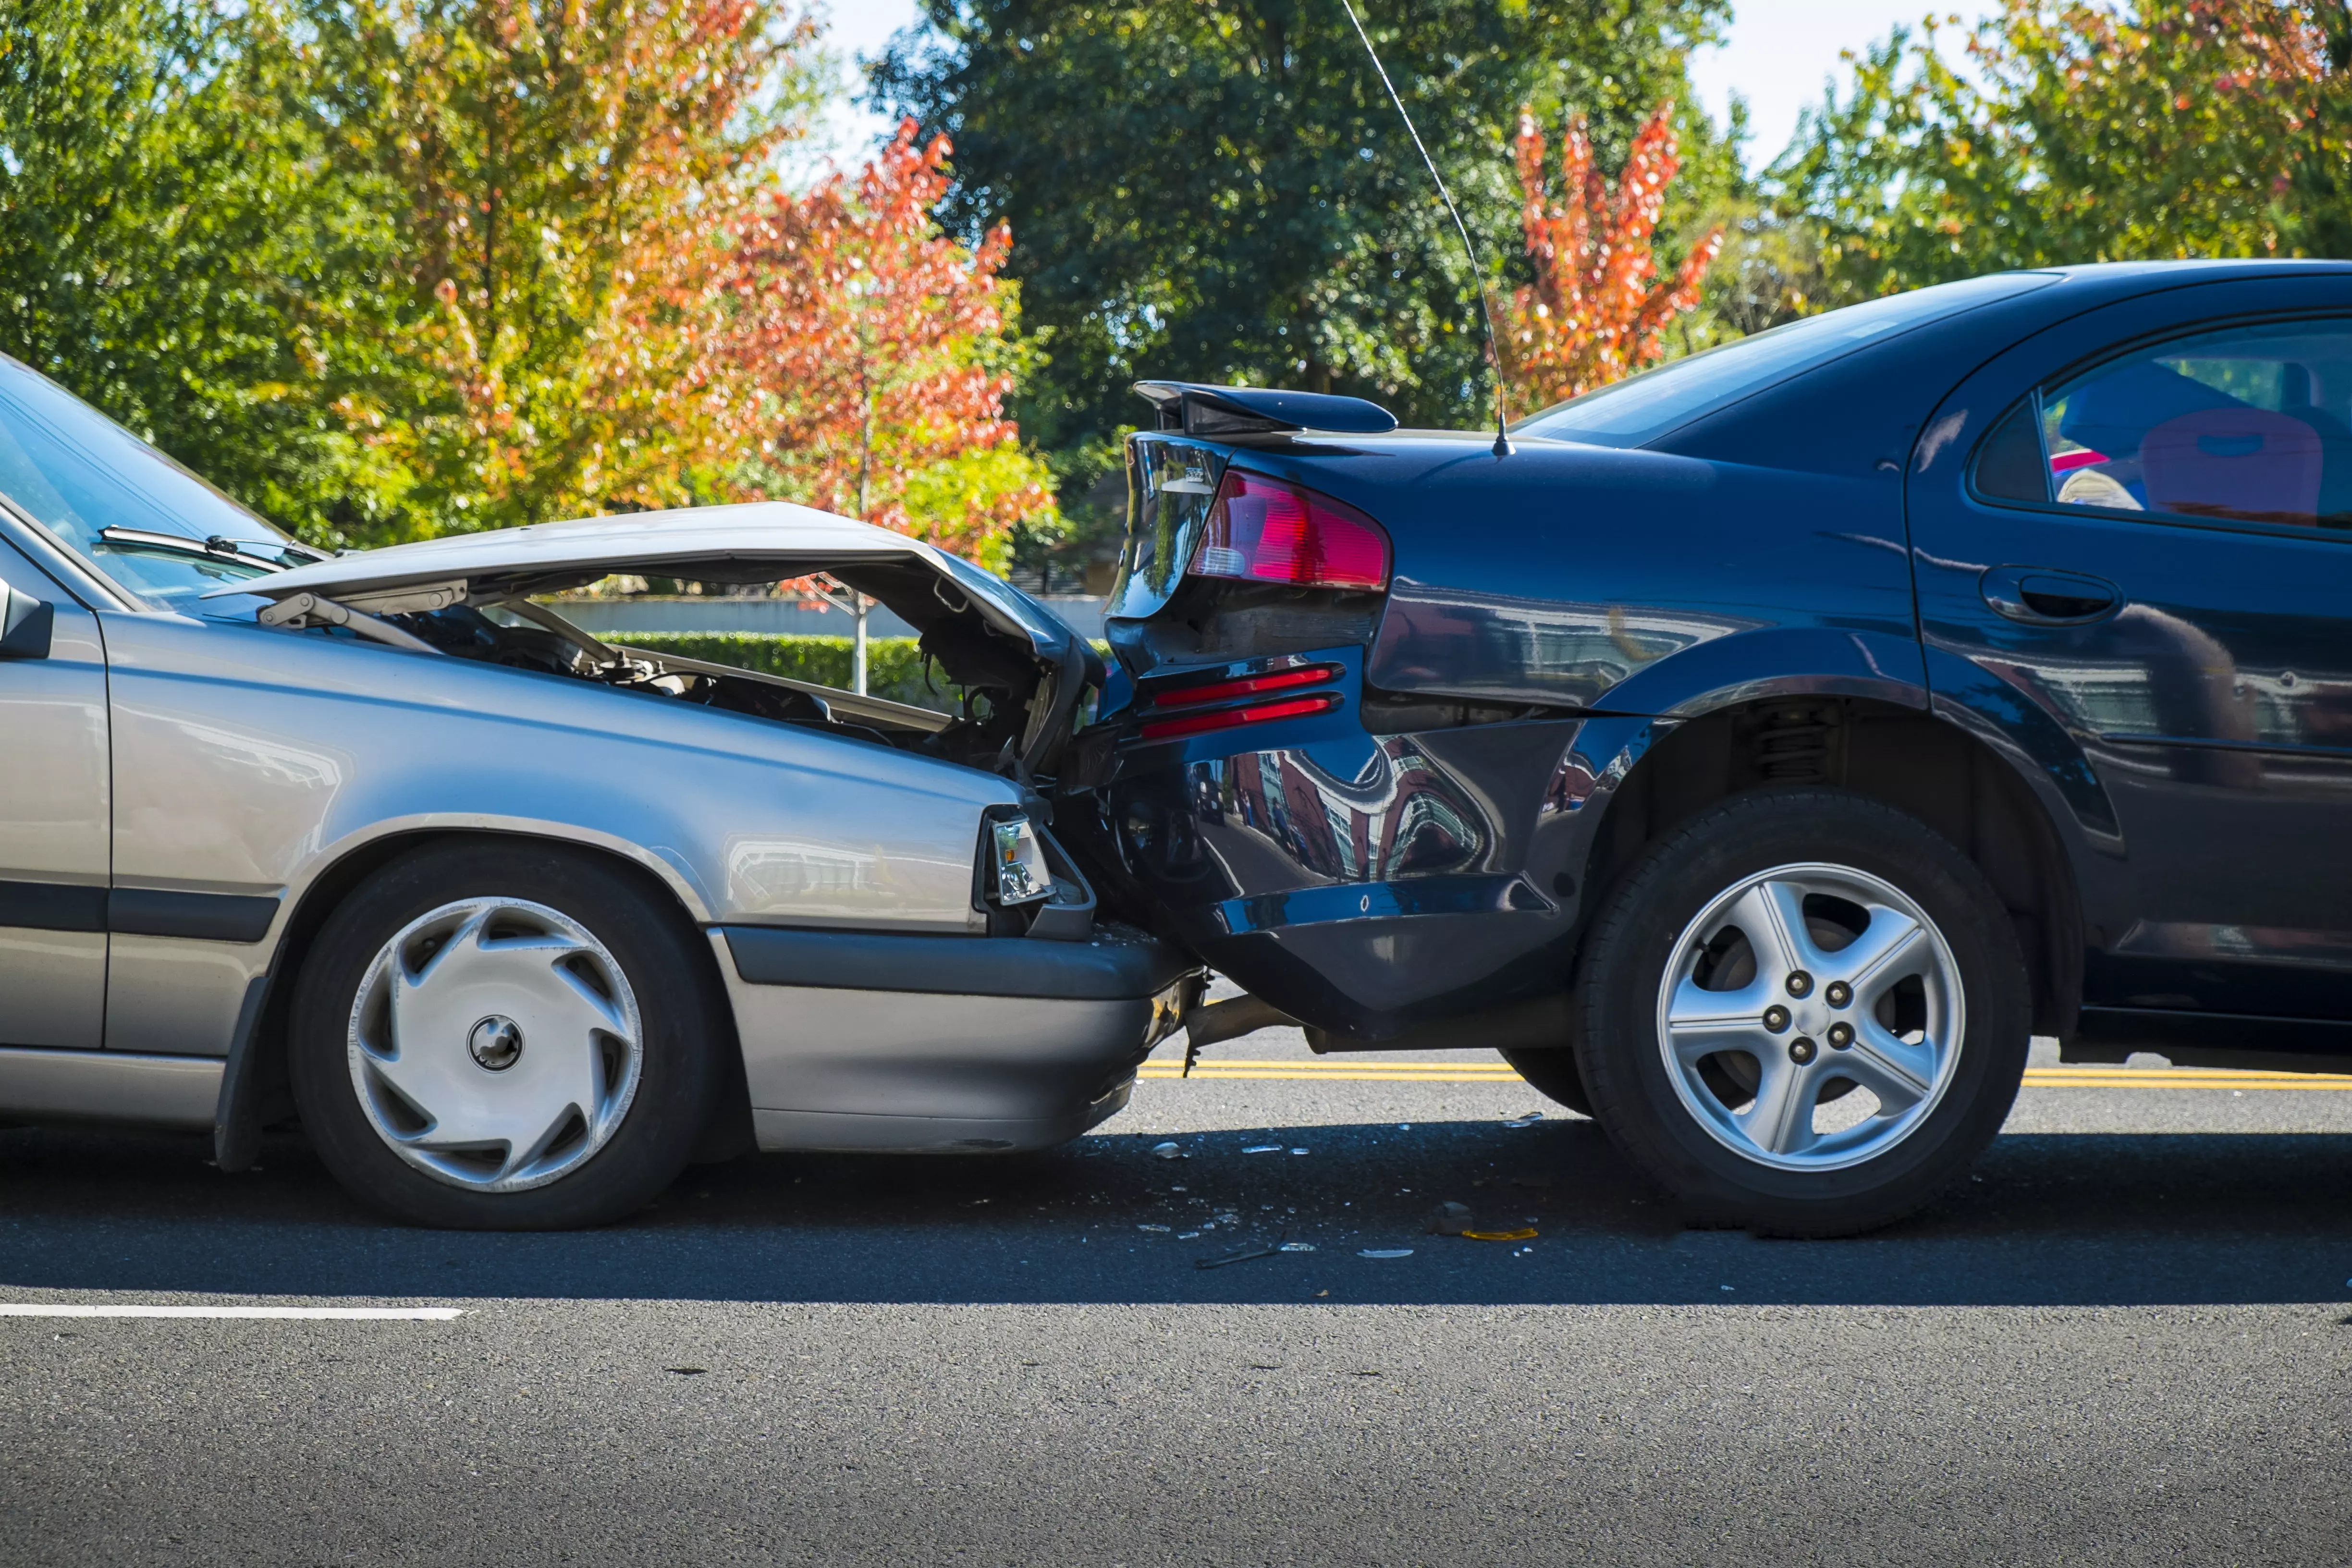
1498 1048 1594 1118
289 840 726 1229
1570 788 2028 1237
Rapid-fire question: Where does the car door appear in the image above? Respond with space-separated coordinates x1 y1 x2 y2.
0 527 109 1050
1908 275 2352 1035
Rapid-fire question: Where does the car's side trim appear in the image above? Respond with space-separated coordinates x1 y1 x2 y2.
0 880 109 932
0 1046 222 1129
719 924 1192 1001
106 888 280 943
0 882 282 942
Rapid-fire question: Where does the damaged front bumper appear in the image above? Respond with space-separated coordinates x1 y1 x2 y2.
711 921 1201 1152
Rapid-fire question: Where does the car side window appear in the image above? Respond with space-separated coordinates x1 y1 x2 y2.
1971 317 2352 530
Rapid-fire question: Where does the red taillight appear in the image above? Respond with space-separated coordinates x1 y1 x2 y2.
1189 470 1389 591
1137 693 1341 742
1150 663 1340 710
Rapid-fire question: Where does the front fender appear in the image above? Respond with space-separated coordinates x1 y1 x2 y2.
101 613 1017 940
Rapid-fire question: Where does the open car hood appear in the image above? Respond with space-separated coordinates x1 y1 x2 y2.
203 502 1081 664
204 502 1099 780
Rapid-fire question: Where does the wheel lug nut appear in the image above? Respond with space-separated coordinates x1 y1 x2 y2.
1785 970 1813 998
1825 980 1851 1008
1789 1037 1818 1065
1762 1005 1791 1033
1827 1021 1854 1049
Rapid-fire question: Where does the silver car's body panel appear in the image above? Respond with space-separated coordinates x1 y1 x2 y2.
100 608 1010 944
0 1047 221 1128
0 484 1189 1158
0 539 109 1050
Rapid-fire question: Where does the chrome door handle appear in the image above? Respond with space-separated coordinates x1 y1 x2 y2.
1979 566 2120 626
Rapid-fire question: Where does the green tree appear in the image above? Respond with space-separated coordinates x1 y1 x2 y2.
875 0 1736 462
296 0 827 542
0 0 404 539
1772 0 2352 308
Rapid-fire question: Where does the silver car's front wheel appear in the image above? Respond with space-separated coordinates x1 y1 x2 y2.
1656 863 1964 1172
349 897 644 1192
291 841 723 1229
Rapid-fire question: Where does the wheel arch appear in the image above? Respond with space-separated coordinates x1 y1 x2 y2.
218 824 750 1171
1577 695 2084 1039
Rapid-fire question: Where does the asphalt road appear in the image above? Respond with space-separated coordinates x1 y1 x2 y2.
5 1027 2352 1566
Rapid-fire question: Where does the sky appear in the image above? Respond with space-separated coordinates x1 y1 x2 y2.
809 0 1986 174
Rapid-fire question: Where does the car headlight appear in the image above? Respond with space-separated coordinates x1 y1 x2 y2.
987 815 1053 906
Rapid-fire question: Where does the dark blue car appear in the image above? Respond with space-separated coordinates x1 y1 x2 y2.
1057 259 2352 1236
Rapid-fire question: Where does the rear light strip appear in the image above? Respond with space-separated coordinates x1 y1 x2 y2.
1147 662 1341 710
1137 692 1343 742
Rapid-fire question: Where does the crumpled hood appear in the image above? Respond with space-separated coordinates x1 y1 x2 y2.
203 501 1079 662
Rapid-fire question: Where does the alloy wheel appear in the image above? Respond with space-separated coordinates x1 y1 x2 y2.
1653 861 1964 1172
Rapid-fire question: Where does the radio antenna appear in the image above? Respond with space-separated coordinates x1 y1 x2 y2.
1338 0 1511 457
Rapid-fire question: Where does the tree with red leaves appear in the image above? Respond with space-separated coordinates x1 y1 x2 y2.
1498 102 1723 408
716 118 1055 572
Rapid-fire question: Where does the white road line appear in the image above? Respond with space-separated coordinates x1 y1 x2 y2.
0 1305 463 1320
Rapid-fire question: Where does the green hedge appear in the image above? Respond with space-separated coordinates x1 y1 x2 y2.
617 634 956 712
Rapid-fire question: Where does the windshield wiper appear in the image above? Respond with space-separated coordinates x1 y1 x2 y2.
96 527 322 572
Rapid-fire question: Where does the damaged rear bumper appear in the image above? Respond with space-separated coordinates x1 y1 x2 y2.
711 923 1200 1152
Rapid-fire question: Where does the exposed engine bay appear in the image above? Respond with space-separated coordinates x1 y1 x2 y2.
379 582 1055 775
214 508 1100 785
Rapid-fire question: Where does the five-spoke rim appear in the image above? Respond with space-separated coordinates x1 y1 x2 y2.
1654 861 1963 1173
346 897 643 1193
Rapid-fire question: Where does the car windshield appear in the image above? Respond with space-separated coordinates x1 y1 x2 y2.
0 355 308 615
1512 271 2064 449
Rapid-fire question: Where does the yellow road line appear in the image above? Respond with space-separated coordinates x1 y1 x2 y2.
1138 1064 2352 1090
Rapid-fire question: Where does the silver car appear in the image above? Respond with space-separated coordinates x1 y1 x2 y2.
0 355 1196 1227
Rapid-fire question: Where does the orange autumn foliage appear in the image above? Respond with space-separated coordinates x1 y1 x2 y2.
714 119 1052 566
1499 102 1722 407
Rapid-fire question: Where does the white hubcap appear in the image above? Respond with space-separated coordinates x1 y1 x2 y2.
1654 861 1964 1173
347 897 643 1192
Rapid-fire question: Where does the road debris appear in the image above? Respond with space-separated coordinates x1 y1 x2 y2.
1358 1249 1415 1260
1151 1142 1184 1160
1460 1227 1538 1242
1427 1201 1473 1236
1278 1241 1316 1252
1196 1244 1280 1270
1137 1224 1171 1233
1503 1111 1545 1128
1243 1145 1283 1154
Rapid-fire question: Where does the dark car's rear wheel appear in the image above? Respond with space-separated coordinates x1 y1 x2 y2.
1498 1048 1593 1117
1570 789 2027 1236
290 841 723 1229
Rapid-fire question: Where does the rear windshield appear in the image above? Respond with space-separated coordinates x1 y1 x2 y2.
0 355 305 615
1512 272 2062 450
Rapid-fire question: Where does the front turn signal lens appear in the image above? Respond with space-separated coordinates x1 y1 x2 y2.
988 816 1053 905
1188 470 1389 591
